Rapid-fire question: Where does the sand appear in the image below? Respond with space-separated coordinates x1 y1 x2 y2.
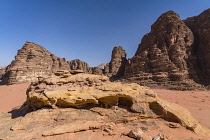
152 89 210 129
0 83 30 112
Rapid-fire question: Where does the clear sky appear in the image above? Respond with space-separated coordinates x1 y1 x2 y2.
0 0 209 67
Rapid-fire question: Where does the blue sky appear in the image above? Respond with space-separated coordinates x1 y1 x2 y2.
0 0 209 67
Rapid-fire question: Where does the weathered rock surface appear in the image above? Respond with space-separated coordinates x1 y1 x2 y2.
2 42 128 85
25 71 210 137
109 46 127 77
0 72 209 139
2 42 70 84
68 59 92 73
91 66 103 75
90 46 127 78
184 8 210 86
0 66 6 82
97 63 108 69
124 10 210 90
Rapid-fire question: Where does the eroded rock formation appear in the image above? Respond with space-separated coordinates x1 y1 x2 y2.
109 46 127 77
124 10 210 90
25 71 210 137
68 59 92 73
2 42 128 85
184 8 210 85
0 71 209 139
2 42 70 84
0 66 6 82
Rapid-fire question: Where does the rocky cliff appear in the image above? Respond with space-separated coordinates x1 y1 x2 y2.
184 8 210 86
1 42 127 85
0 66 6 82
94 46 127 78
109 46 127 78
124 10 210 90
2 42 70 84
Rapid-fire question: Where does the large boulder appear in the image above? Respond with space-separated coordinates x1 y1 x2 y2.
25 71 210 137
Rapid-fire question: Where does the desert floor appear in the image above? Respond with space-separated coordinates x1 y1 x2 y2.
152 88 210 129
0 83 209 129
0 83 30 112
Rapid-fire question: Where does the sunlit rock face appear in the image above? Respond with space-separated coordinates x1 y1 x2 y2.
124 10 210 89
67 59 92 73
25 70 210 138
2 42 70 84
109 46 127 77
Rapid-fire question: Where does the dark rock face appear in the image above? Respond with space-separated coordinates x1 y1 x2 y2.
0 66 6 82
91 67 103 75
184 8 210 85
109 46 127 77
91 46 127 78
124 10 209 90
67 59 92 73
2 42 70 84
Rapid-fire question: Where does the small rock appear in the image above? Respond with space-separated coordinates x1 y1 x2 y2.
128 128 144 139
153 133 164 140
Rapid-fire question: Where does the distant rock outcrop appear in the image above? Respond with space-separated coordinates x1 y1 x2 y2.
97 63 107 69
2 42 70 84
124 10 210 90
109 46 127 78
67 59 92 73
1 42 128 85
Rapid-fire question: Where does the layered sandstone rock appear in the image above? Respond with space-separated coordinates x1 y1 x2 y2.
184 8 210 86
97 63 107 69
109 46 127 77
91 67 103 75
0 72 209 139
0 66 6 82
67 59 92 73
2 42 128 84
25 71 210 138
2 42 70 84
124 10 209 90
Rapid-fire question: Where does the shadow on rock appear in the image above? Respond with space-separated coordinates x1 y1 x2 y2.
8 102 30 119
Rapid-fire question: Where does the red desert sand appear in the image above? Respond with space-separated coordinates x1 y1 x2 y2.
0 83 209 130
0 83 30 112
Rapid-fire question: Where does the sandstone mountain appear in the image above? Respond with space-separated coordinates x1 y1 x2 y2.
2 9 210 90
184 8 210 86
124 9 210 90
1 42 127 85
1 42 70 85
108 46 127 79
0 71 209 139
